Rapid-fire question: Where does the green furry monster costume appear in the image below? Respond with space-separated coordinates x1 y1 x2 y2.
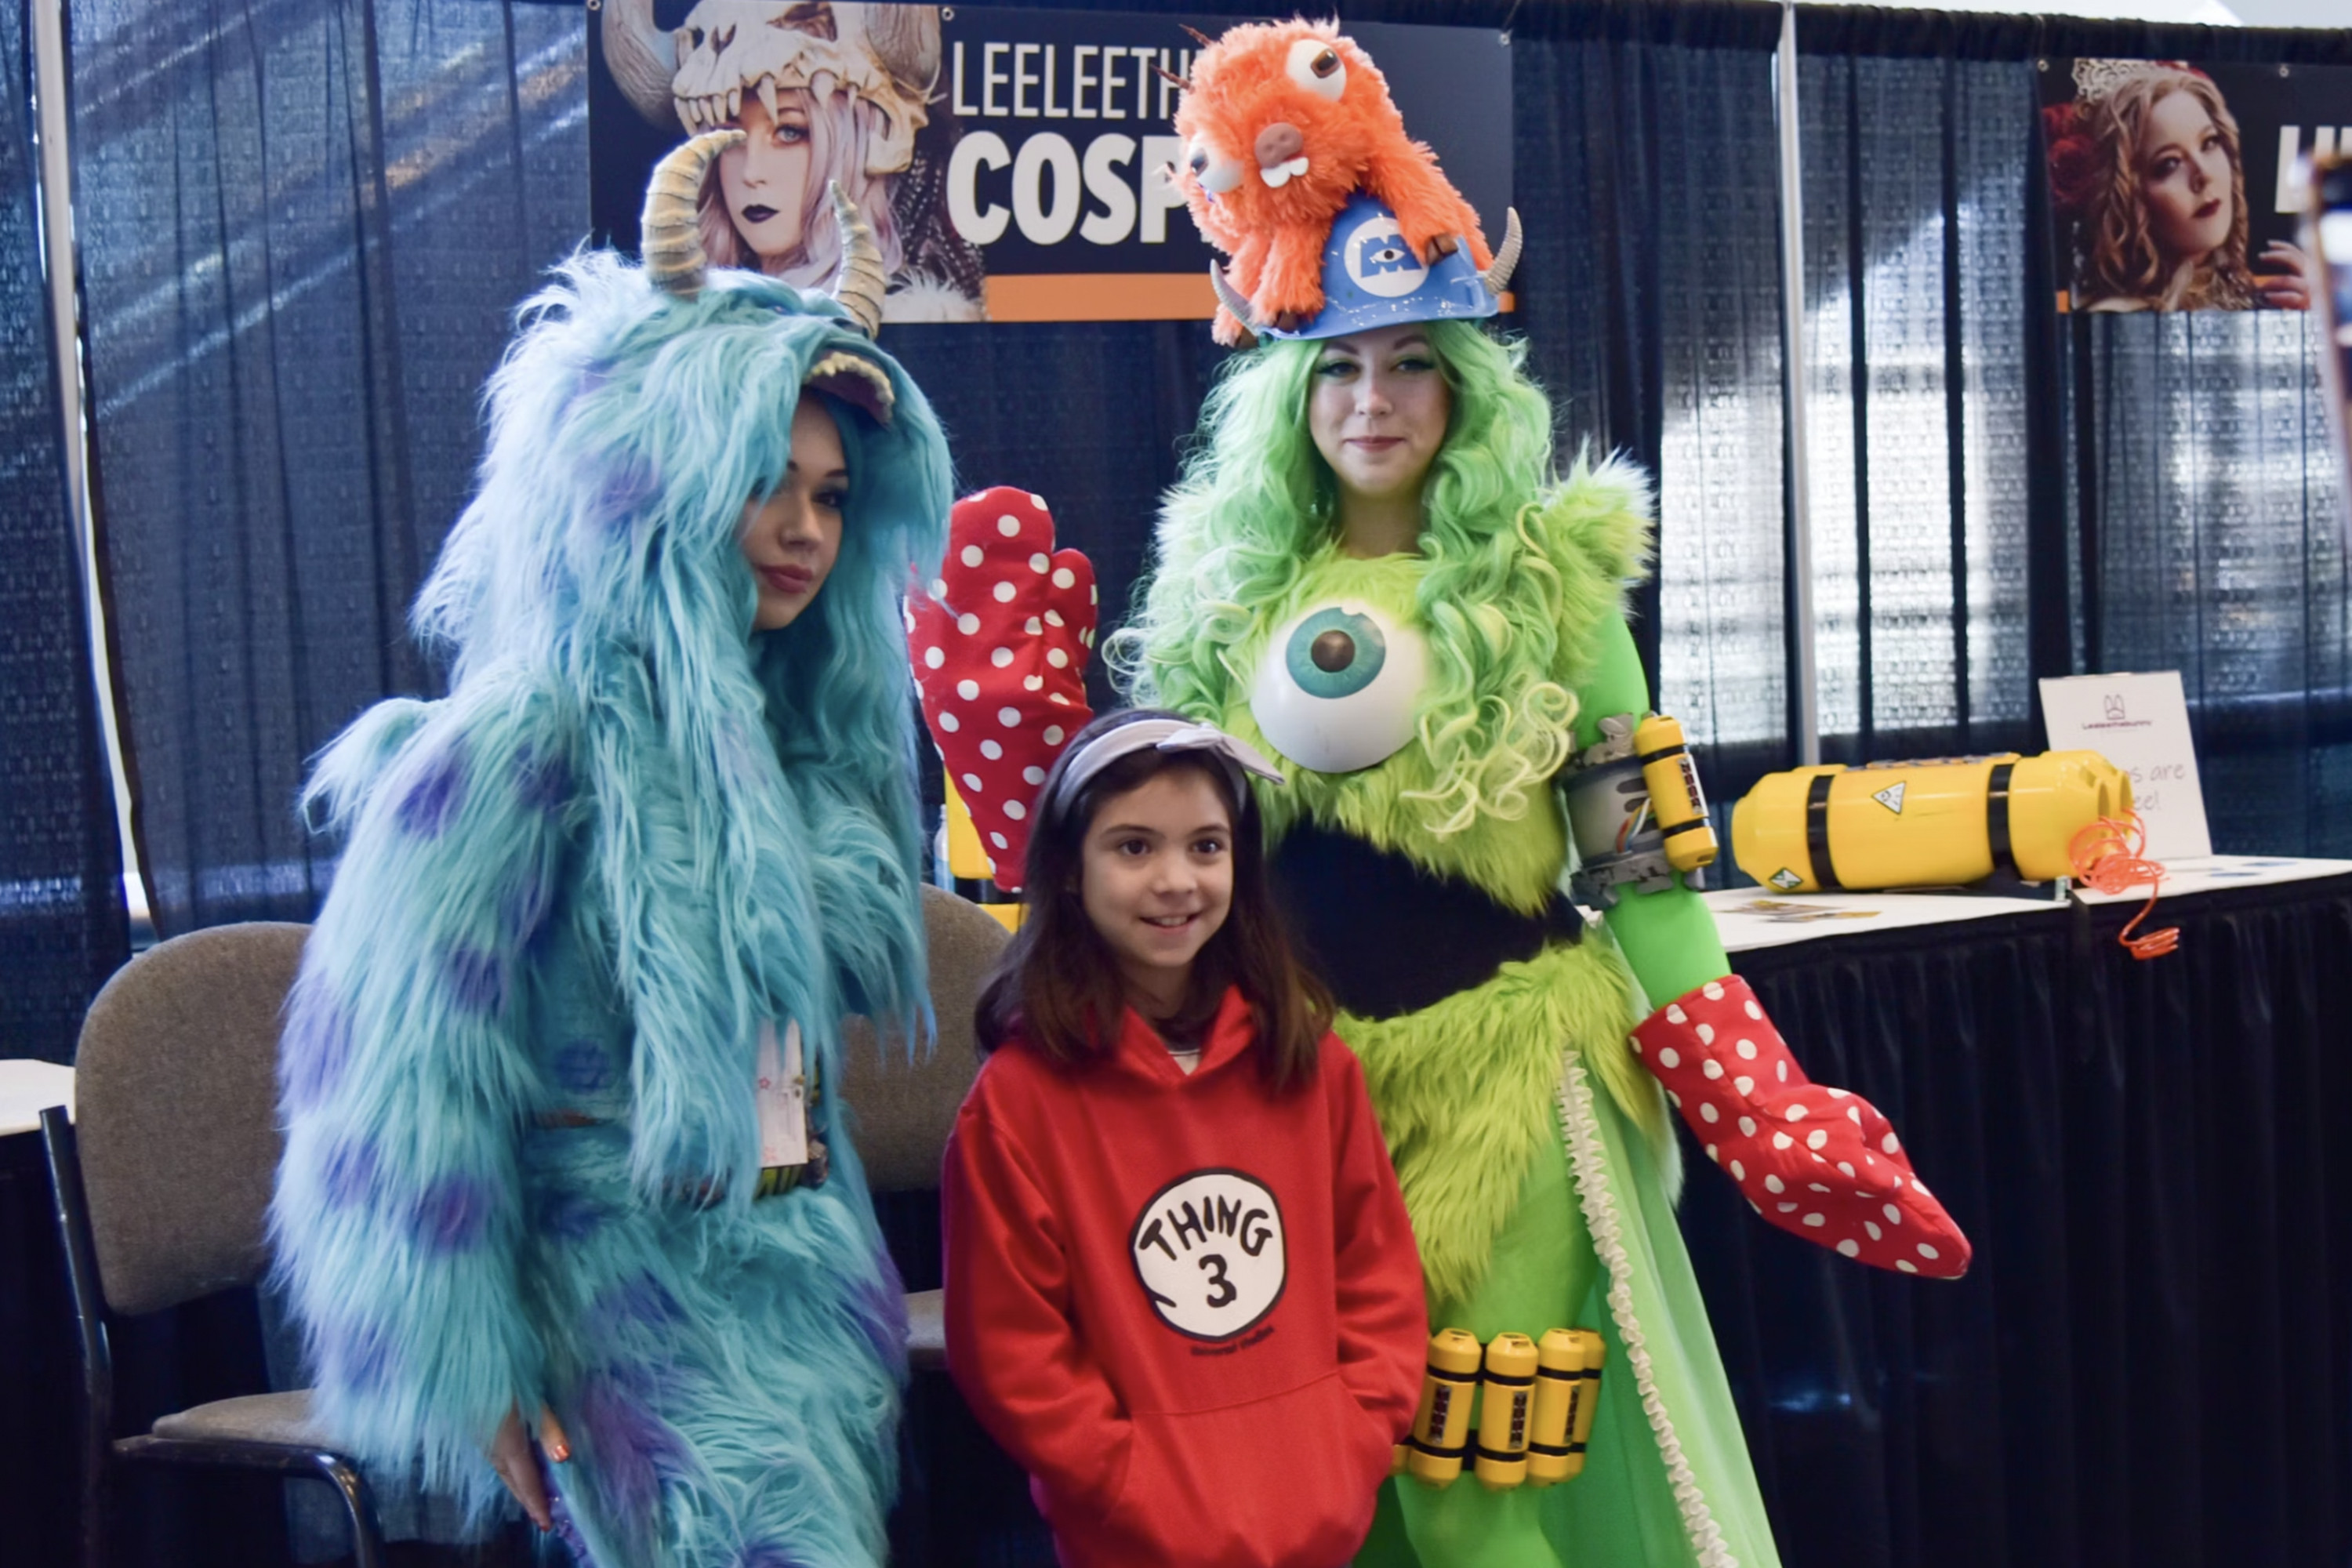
1122 322 1779 1568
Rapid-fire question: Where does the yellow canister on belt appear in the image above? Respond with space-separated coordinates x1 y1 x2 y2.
1473 1333 1539 1490
1526 1329 1585 1486
1406 1329 1483 1488
1634 715 1719 874
1731 751 2132 893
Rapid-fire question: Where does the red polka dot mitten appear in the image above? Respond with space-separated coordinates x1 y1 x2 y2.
906 486 1097 892
1631 975 1972 1279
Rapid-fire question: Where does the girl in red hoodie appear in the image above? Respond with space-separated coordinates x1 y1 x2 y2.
943 709 1428 1568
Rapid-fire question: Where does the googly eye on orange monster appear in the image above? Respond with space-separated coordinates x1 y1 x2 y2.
1285 38 1346 100
1250 600 1428 775
1189 135 1243 195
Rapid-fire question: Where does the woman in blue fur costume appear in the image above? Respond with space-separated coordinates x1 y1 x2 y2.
267 131 950 1568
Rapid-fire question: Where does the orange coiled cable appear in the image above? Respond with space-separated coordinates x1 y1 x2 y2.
2067 812 2180 960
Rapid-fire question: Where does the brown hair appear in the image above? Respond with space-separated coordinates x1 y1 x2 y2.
974 709 1334 1091
2074 67 2255 310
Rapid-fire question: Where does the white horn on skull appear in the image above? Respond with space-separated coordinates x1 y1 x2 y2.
642 130 742 299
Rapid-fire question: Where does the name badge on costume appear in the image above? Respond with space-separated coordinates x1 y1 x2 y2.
755 1019 810 1169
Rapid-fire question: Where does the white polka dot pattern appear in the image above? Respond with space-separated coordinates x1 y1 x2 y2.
1628 973 1972 1279
906 485 1098 893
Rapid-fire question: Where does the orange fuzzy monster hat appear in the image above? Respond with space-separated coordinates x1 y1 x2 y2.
1170 18 1516 345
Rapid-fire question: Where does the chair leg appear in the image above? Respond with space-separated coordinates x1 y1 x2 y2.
308 1452 387 1568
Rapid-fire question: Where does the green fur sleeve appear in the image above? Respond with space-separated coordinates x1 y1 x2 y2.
1577 613 1732 1005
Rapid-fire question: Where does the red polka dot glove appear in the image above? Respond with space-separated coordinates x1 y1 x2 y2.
906 486 1097 892
1631 975 1972 1279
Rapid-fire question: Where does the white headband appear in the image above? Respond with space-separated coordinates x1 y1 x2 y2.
1046 719 1285 818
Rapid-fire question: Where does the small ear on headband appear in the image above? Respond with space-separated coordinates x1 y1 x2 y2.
804 350 895 426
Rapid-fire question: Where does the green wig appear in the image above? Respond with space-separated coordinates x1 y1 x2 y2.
1116 320 1630 837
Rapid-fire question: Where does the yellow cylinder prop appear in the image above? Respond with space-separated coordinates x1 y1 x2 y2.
1634 715 1719 874
1406 1329 1483 1488
1472 1333 1538 1490
1526 1328 1585 1486
1732 751 2131 893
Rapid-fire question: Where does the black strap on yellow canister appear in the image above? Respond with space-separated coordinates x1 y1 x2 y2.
1986 760 2016 879
1804 771 1842 891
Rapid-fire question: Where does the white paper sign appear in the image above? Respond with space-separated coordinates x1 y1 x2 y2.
2038 671 2212 860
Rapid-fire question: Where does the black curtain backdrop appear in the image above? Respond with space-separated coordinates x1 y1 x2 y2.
1697 875 2352 1568
70 0 586 936
0 0 127 1065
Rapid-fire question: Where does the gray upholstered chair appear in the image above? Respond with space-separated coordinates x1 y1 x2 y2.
838 883 1011 1370
42 920 387 1568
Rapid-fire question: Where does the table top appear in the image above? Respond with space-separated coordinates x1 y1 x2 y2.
1704 853 2352 954
0 1058 74 1138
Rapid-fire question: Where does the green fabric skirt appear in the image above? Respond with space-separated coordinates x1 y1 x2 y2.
1348 940 1780 1568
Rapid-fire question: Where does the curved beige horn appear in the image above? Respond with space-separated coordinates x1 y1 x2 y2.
826 183 888 339
1207 261 1260 342
1481 207 1523 298
642 130 741 299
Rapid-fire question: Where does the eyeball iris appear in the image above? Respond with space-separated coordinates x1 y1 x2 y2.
1284 607 1385 699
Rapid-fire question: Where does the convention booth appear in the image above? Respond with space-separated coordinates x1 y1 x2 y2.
3 0 2351 1566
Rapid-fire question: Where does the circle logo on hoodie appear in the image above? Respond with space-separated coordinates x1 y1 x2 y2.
1129 1169 1287 1341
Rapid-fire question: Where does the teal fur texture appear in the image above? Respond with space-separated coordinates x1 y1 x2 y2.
270 255 949 1565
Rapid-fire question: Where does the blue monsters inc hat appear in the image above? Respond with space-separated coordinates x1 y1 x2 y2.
1226 191 1518 342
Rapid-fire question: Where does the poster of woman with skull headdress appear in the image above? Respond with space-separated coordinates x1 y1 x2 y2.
597 1 989 321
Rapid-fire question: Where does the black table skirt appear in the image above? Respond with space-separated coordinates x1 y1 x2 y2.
8 874 2350 1568
1697 873 2352 1568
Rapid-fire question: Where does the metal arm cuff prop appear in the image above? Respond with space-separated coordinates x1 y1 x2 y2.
1564 713 1719 907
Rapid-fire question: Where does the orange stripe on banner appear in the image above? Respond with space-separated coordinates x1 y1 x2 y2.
982 274 1519 324
986 274 1215 321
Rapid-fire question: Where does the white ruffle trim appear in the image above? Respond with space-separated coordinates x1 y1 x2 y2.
1557 1047 1738 1568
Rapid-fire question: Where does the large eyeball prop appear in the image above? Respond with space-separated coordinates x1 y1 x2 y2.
1285 38 1347 101
1250 601 1428 774
1188 136 1243 195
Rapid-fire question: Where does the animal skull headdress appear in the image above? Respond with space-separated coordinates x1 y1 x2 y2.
605 1 935 178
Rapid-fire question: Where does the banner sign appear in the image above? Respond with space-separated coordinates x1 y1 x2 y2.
590 3 1511 325
2040 57 2352 314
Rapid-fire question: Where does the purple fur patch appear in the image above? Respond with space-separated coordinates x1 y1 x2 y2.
409 1173 495 1253
552 1039 613 1095
445 945 507 1014
734 1543 807 1568
395 750 466 837
515 747 573 816
321 1316 395 1392
538 1190 607 1243
278 986 353 1112
586 1272 682 1346
576 1371 686 1525
321 1137 379 1208
592 454 659 535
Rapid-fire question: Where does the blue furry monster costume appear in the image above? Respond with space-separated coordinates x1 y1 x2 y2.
267 134 949 1568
